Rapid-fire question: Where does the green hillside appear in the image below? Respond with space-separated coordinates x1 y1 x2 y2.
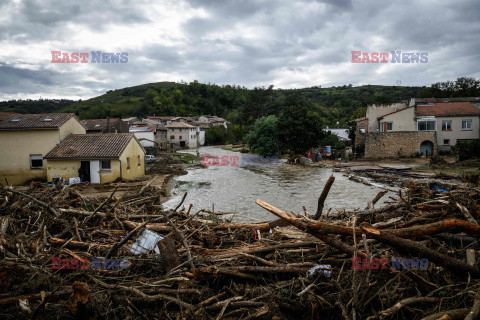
1 77 476 126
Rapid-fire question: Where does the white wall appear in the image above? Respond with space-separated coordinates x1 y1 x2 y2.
436 116 480 150
380 107 416 132
167 127 198 148
366 103 408 132
197 130 205 146
132 131 155 147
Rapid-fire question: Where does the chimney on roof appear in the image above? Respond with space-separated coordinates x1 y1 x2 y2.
106 117 110 133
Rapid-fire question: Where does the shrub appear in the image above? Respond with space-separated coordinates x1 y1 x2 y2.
456 140 480 161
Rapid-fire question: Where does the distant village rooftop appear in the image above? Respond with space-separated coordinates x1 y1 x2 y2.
148 116 176 121
129 126 156 133
81 118 122 131
0 113 78 130
0 112 19 122
166 122 196 128
44 133 138 160
417 102 480 116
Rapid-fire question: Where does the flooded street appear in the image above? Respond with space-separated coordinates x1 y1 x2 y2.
163 146 390 222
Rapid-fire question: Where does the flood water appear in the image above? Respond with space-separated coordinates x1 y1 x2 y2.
163 146 390 223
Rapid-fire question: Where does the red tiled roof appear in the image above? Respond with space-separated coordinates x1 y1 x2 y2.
0 112 19 121
417 102 480 116
81 118 121 131
0 113 77 130
166 121 195 128
148 116 175 120
44 133 138 159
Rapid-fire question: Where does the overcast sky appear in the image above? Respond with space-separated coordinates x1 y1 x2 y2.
0 0 479 100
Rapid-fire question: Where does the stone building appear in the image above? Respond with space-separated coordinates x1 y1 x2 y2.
356 99 480 158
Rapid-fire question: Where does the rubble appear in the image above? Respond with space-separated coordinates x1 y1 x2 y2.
1 177 480 319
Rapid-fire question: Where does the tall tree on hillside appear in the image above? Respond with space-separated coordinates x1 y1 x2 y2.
240 85 280 125
277 105 324 154
246 115 279 156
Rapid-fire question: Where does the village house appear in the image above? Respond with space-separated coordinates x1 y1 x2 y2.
44 133 145 184
355 99 480 158
146 116 175 126
81 118 129 134
121 117 140 126
157 126 168 149
0 113 86 185
171 116 195 123
197 115 230 128
166 122 198 148
129 126 157 148
138 118 168 149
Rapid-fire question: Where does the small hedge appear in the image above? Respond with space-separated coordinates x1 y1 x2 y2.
456 139 480 161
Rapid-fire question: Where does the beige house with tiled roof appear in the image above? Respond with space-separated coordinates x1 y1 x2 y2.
45 133 145 184
0 113 86 185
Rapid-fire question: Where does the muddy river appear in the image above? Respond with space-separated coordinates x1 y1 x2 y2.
163 146 390 222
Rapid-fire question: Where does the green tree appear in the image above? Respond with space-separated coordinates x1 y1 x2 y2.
205 126 235 145
277 106 324 154
246 115 279 156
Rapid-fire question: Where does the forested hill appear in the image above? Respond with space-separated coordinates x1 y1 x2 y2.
0 79 471 126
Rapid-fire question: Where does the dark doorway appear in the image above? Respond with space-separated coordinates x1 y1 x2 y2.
180 141 186 147
79 161 90 182
420 141 433 157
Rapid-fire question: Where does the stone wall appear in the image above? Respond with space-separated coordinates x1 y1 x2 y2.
355 118 368 147
364 131 437 158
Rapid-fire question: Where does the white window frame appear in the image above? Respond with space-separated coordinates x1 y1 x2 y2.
30 154 43 169
441 120 452 131
443 139 450 146
417 118 436 131
462 119 472 131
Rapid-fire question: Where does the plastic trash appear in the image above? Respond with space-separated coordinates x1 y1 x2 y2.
68 177 81 185
431 185 448 193
130 228 164 255
307 264 332 278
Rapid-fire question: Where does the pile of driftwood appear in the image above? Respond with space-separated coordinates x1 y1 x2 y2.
1 176 480 320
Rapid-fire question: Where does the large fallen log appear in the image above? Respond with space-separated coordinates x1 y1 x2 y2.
360 223 480 278
305 218 480 239
255 199 368 259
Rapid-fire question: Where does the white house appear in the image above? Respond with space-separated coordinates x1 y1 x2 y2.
166 122 198 148
129 126 156 148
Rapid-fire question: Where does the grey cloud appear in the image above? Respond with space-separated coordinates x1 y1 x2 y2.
0 0 150 42
1 0 480 100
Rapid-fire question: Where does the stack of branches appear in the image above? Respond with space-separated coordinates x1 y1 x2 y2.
0 177 480 320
